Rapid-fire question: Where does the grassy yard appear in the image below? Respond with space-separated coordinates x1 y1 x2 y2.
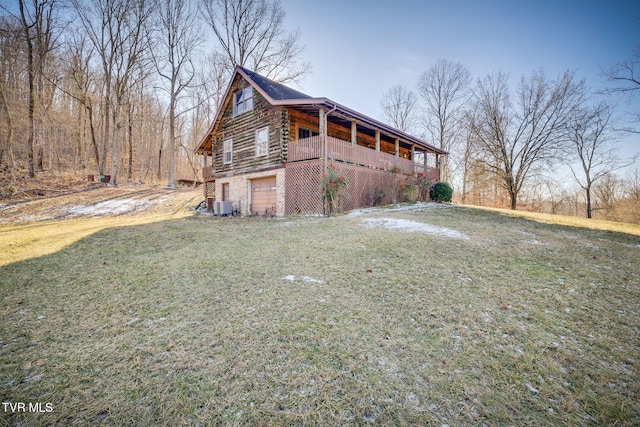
1 203 639 426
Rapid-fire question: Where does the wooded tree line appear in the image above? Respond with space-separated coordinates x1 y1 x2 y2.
0 0 309 188
381 54 640 222
2 0 639 223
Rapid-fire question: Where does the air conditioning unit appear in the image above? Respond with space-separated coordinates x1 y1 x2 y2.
214 201 234 216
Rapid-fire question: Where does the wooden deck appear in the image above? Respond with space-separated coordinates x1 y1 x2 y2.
287 136 439 181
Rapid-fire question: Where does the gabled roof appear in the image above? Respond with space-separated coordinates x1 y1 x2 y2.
195 66 447 156
239 67 312 101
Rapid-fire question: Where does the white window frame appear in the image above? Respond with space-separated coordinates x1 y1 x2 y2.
222 139 233 164
233 86 254 117
255 126 269 157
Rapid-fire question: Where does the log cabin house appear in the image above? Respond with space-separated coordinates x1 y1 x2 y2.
195 66 447 216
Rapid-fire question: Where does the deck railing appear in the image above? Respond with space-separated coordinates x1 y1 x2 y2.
203 166 214 179
287 135 439 180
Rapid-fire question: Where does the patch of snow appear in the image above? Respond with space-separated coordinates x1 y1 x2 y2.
346 209 365 217
361 217 469 239
385 202 453 212
520 239 547 245
526 383 539 394
346 202 455 217
405 392 419 405
66 198 154 216
283 275 323 284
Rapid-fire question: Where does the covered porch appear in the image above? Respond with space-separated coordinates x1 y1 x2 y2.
287 135 440 182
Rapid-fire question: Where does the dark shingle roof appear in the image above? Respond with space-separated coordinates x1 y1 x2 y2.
239 66 312 101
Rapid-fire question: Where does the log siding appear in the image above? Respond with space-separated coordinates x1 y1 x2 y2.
210 75 285 175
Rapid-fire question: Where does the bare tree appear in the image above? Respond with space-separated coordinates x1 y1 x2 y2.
417 59 471 183
151 0 204 188
17 0 39 177
566 101 636 218
0 16 20 178
380 85 419 133
592 173 624 219
470 70 585 210
73 0 150 185
199 0 310 84
11 0 62 177
603 42 640 128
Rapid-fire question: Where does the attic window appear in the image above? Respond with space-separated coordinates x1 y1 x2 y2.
233 86 253 117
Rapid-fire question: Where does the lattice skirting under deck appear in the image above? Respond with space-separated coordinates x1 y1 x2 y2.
284 160 400 215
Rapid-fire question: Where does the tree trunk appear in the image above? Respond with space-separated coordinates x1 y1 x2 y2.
586 187 592 219
510 194 517 210
128 105 133 180
101 77 111 176
19 0 36 178
0 80 15 180
168 99 176 188
110 99 121 186
87 105 101 175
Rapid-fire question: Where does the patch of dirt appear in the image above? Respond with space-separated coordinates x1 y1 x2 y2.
0 177 202 224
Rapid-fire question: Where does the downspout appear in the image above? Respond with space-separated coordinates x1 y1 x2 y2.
323 104 337 216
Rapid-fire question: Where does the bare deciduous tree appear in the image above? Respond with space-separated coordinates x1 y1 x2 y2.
73 0 150 185
199 0 310 84
65 31 101 174
470 70 585 210
566 101 636 218
603 43 640 128
17 0 39 177
151 0 204 188
0 16 20 178
417 59 471 183
380 85 419 133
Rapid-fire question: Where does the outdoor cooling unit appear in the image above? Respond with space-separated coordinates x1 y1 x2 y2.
214 201 234 216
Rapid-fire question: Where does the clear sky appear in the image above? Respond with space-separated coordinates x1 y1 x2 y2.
278 0 640 162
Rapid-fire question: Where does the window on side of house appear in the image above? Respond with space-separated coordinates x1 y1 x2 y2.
233 86 254 117
255 126 269 157
223 139 233 164
298 126 320 139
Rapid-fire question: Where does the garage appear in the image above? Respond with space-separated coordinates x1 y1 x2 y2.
250 176 277 216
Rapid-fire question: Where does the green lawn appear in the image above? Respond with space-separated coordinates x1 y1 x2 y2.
1 204 638 426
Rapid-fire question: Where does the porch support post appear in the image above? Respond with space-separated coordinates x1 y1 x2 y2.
394 138 399 157
319 109 326 135
351 121 357 145
375 130 380 151
203 153 207 168
411 145 416 161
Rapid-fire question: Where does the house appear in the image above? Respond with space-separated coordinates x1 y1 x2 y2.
195 66 447 217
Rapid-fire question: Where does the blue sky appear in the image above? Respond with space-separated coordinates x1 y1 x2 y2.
279 0 639 161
